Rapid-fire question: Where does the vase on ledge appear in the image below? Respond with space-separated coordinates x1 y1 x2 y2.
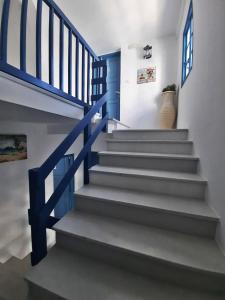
160 91 176 129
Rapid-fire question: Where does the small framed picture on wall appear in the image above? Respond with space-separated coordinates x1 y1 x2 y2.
137 67 156 84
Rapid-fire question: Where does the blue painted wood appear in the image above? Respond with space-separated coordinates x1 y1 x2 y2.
91 60 107 102
84 106 91 184
36 0 42 79
20 0 28 71
41 114 108 221
181 0 193 86
68 30 72 95
92 78 107 85
29 91 107 265
46 216 60 229
75 37 79 98
0 0 10 62
0 0 101 107
81 44 85 101
49 6 54 85
59 18 64 90
28 168 47 266
38 93 107 182
53 154 74 218
92 60 106 68
90 151 99 168
100 51 120 120
87 53 90 105
10 0 110 265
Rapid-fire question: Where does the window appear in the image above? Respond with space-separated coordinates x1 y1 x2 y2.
182 1 193 85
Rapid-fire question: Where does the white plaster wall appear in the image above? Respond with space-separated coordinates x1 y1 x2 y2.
120 36 178 129
0 74 84 120
176 0 225 252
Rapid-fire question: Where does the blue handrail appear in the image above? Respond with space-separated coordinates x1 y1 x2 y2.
0 0 100 106
0 0 108 265
29 90 108 266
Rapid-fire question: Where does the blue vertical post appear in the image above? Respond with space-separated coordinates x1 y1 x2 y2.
49 6 54 85
29 168 47 266
59 18 64 90
81 44 85 101
87 53 90 105
36 0 42 79
20 0 28 71
0 0 10 62
90 55 94 102
75 37 79 98
83 106 91 184
101 60 107 132
68 30 72 95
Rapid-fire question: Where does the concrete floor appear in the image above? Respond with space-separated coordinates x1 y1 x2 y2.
0 256 30 300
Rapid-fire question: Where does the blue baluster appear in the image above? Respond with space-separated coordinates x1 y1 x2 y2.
20 0 28 71
49 6 54 85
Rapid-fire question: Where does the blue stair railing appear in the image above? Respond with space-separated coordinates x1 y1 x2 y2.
0 0 101 106
29 89 107 266
0 0 108 265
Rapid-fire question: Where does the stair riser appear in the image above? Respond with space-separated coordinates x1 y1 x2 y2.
56 233 225 293
89 171 206 199
76 196 217 238
99 155 198 173
107 142 193 155
113 131 188 141
27 282 64 300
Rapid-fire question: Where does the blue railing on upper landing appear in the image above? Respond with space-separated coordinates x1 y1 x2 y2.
0 0 108 265
0 0 105 106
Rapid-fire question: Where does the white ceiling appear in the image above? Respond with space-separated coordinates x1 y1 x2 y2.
55 0 182 55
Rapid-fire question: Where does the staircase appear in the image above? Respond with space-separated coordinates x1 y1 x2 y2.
26 129 225 299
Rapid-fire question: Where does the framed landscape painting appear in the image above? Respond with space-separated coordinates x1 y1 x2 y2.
0 135 27 163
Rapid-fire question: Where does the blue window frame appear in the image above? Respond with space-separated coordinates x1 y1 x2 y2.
182 1 193 86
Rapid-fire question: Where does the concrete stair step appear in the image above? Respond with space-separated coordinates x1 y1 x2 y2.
54 211 225 293
112 129 189 140
89 165 207 199
106 139 193 155
25 246 225 300
75 185 218 237
99 151 199 173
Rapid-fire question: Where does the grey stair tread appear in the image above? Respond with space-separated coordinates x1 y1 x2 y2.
25 247 224 300
106 139 192 144
76 185 218 221
113 129 188 133
90 165 207 183
99 151 199 160
54 211 225 275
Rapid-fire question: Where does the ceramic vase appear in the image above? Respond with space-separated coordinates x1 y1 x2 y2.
160 91 176 129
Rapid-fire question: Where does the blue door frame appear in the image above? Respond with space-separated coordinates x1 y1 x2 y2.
53 154 74 219
100 51 121 120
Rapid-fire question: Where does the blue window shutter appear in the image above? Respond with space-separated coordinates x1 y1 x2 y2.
182 1 193 86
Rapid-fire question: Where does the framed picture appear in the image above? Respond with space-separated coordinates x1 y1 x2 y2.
0 135 27 163
137 67 156 84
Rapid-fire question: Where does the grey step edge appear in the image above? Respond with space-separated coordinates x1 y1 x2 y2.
98 151 199 173
112 129 189 141
89 166 207 199
25 247 225 300
75 188 218 238
106 139 194 155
